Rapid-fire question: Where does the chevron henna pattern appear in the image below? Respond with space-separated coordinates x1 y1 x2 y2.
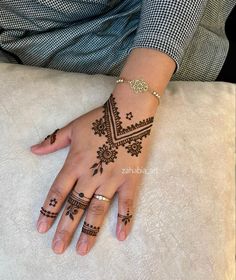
90 94 154 176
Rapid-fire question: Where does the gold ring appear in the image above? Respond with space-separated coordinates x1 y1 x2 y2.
93 193 111 202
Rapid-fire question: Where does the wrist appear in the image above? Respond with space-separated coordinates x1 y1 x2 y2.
113 77 161 107
115 47 175 109
112 82 158 112
111 85 158 122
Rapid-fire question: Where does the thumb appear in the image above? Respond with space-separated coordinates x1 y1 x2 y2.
30 123 72 155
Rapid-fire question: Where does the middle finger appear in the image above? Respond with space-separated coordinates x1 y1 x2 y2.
51 178 96 254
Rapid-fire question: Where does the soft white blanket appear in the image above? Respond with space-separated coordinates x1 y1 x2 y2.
0 63 235 280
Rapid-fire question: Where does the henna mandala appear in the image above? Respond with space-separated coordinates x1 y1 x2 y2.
66 191 91 221
40 207 58 218
44 128 60 144
90 144 118 175
91 118 106 136
118 208 132 225
82 221 100 236
90 94 154 175
125 140 142 156
49 198 57 207
126 112 133 120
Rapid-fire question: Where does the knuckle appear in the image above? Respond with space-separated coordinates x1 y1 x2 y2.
88 202 106 216
120 198 133 208
49 186 64 201
55 229 70 240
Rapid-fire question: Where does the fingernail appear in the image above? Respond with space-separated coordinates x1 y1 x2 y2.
78 242 88 255
53 240 65 254
37 222 48 233
119 230 126 240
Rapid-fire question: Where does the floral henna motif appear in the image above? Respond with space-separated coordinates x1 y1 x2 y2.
118 208 132 225
90 144 118 175
92 118 106 136
66 191 90 221
90 94 154 176
125 140 142 157
126 112 133 120
44 128 60 144
49 198 57 207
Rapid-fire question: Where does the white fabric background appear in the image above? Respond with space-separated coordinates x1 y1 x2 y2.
0 63 235 280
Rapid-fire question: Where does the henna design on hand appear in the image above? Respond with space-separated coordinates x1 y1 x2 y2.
66 191 91 221
49 198 57 207
44 128 60 144
82 221 100 236
40 207 58 218
126 112 133 120
118 208 132 225
90 94 154 175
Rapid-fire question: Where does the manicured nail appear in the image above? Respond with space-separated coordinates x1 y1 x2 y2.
119 230 126 240
78 242 88 255
53 240 65 254
37 222 48 233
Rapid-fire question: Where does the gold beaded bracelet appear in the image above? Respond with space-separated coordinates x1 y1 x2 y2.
116 77 161 105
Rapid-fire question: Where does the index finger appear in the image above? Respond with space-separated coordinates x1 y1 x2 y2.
37 164 78 233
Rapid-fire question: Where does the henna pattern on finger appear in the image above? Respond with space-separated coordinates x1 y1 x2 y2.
49 198 57 207
90 94 154 176
44 128 60 144
75 191 91 200
40 207 58 218
66 191 91 221
118 208 132 225
82 221 100 236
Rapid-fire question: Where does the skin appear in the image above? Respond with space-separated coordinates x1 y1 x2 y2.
31 48 175 256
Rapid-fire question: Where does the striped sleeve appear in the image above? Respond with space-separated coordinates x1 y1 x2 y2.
128 0 208 73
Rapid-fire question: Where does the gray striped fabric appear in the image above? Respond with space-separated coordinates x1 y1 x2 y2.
0 0 235 81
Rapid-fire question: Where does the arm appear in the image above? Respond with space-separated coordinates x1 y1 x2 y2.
128 0 208 74
113 0 208 110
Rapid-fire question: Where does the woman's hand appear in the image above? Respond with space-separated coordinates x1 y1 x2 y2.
31 85 158 256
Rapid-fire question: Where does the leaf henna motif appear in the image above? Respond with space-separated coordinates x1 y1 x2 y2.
118 208 133 225
65 191 90 221
44 128 60 144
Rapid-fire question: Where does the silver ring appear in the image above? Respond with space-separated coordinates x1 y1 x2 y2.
93 193 111 202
